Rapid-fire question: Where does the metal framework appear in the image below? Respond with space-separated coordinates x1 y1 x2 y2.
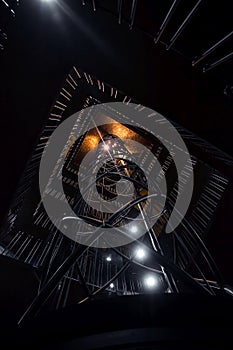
154 0 181 44
129 0 137 30
192 30 233 66
81 0 233 88
0 66 232 327
166 0 203 51
203 51 233 73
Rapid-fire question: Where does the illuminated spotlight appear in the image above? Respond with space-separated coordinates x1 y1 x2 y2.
41 0 56 3
135 248 146 260
144 275 158 289
106 256 111 262
110 283 114 289
130 225 138 234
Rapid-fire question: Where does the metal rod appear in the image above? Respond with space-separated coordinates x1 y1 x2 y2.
78 261 131 304
18 244 87 325
39 232 62 291
62 266 74 308
118 0 123 24
56 277 66 310
192 30 233 66
166 0 203 50
0 30 7 40
1 0 9 9
129 0 137 30
154 0 181 44
111 246 163 275
25 239 41 264
76 261 92 297
203 51 233 73
92 0 96 12
173 207 225 287
173 231 215 295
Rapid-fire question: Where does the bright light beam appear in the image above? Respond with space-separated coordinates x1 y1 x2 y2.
144 275 158 289
135 248 146 260
130 225 138 234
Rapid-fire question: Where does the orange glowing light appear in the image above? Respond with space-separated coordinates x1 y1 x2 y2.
80 134 100 155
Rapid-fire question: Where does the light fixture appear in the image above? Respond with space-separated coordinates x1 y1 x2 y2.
135 248 146 260
130 225 138 234
144 275 158 289
110 283 114 288
106 256 111 262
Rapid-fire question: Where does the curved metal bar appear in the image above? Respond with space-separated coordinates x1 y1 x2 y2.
111 235 210 296
106 193 160 224
78 260 131 304
150 248 212 294
110 246 163 275
102 224 210 295
73 162 149 212
19 196 214 325
78 235 211 305
79 161 148 189
76 153 166 206
18 244 87 326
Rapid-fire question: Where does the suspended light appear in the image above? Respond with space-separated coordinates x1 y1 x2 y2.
110 283 114 288
106 256 111 262
130 225 138 233
135 248 146 260
144 275 158 289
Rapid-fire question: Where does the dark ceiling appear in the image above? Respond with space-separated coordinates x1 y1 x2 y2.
0 0 233 280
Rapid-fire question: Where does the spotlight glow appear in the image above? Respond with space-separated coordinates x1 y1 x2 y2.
130 225 138 233
144 275 158 289
110 283 114 288
103 144 110 151
106 256 111 262
135 248 146 260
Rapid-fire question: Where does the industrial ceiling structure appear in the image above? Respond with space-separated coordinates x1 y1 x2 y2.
0 1 233 349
